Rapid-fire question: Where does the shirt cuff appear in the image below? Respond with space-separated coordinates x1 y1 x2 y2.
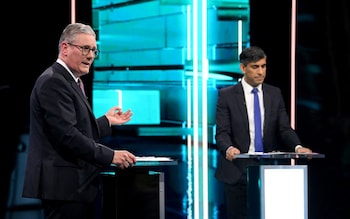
295 145 303 152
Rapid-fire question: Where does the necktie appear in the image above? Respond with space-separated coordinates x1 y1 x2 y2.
252 88 263 152
78 78 86 96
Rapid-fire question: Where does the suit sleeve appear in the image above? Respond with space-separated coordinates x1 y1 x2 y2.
36 75 114 166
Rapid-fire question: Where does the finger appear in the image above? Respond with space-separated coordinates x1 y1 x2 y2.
126 157 135 165
124 162 130 168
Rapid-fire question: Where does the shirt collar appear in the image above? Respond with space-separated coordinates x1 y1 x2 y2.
241 77 262 94
56 58 79 83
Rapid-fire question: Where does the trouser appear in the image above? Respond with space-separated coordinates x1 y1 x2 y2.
224 180 248 219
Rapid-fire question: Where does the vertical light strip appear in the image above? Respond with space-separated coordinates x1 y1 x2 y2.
290 0 297 166
187 5 192 60
186 78 193 219
186 5 195 218
116 90 123 108
290 0 297 129
186 5 194 218
192 0 200 218
201 0 209 219
238 20 243 57
71 0 76 24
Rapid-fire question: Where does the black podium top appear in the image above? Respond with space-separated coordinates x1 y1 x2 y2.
234 152 325 159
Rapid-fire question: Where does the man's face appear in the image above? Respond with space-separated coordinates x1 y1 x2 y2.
63 33 97 77
240 57 267 87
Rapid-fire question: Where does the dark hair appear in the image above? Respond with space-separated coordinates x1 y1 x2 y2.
239 46 267 66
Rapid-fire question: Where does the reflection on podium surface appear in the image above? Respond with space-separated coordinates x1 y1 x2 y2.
235 152 325 159
235 152 325 165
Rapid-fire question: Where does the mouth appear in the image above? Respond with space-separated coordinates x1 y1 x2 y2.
82 61 90 67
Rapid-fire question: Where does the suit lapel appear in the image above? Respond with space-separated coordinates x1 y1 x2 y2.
71 80 93 111
262 85 271 133
236 83 249 130
52 62 94 115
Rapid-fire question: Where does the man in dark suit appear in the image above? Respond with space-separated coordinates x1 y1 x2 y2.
22 23 137 219
215 46 312 219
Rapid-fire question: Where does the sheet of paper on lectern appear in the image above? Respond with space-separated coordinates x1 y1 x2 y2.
136 156 173 162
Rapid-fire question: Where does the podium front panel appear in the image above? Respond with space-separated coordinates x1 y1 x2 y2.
101 170 164 219
248 165 308 219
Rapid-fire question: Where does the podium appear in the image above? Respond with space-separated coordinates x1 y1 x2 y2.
100 157 177 219
235 152 325 219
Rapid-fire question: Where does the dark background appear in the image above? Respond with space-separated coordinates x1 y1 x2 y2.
250 1 350 218
2 0 350 218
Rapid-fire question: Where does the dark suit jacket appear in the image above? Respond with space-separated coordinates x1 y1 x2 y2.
23 62 114 203
215 82 301 185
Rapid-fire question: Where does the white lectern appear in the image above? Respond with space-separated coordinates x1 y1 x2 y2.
235 152 325 219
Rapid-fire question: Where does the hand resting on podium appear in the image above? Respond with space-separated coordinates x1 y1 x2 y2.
226 145 315 161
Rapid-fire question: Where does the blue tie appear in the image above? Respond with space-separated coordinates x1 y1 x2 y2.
252 88 263 152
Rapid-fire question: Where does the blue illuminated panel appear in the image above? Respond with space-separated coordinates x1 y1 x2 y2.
93 89 160 125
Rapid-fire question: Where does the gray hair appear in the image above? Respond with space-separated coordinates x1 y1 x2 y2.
58 23 96 51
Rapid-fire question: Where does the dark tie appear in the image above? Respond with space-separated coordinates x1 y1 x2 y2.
252 88 263 152
77 78 85 96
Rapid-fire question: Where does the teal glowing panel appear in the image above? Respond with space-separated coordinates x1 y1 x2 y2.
93 89 161 125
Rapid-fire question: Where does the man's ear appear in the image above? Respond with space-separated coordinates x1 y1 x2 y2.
239 63 246 73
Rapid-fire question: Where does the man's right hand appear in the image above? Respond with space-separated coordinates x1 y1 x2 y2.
225 146 241 161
